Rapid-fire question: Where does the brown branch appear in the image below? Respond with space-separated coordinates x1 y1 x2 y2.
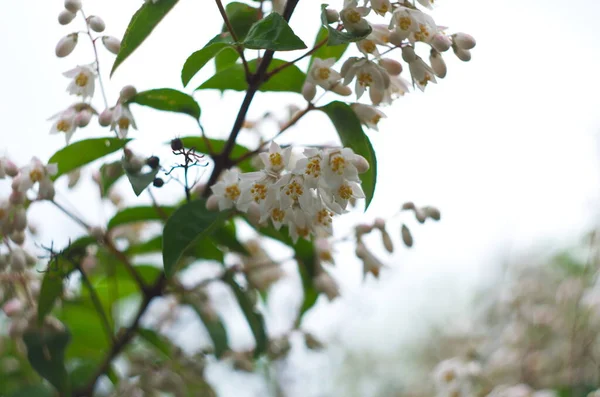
215 0 251 78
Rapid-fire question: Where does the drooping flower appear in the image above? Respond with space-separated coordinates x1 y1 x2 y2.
63 64 96 98
340 0 371 36
350 103 387 130
306 58 342 90
13 157 58 199
341 58 390 105
258 142 292 174
210 169 242 211
111 104 137 138
49 108 78 144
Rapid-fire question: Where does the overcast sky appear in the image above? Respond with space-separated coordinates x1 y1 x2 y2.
2 0 600 395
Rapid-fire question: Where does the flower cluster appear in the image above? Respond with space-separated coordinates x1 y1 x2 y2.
208 142 369 242
303 0 476 131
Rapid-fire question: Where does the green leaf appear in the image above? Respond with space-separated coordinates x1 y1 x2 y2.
224 2 261 40
320 4 372 45
107 206 175 230
22 326 71 393
223 273 267 358
212 221 248 255
215 47 240 72
309 27 349 68
177 136 254 172
162 200 231 277
111 0 179 76
320 101 377 209
8 385 54 397
122 159 159 196
197 58 306 93
38 237 95 325
129 88 201 120
138 328 173 357
184 298 229 358
182 42 234 87
98 161 125 197
68 360 100 390
49 138 130 181
59 302 109 361
243 13 307 51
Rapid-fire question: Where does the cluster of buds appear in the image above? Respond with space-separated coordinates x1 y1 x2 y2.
52 0 125 144
207 142 369 243
303 0 476 131
240 239 284 292
354 217 393 277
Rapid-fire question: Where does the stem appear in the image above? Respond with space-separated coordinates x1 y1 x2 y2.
203 0 300 197
265 38 328 79
214 0 251 79
80 10 109 110
51 200 91 231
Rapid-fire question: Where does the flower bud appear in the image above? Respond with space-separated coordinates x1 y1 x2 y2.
10 231 25 245
302 82 317 102
351 154 370 174
206 195 219 211
10 248 27 271
13 208 27 232
87 15 105 32
453 33 476 50
4 160 18 177
382 230 394 253
64 0 82 13
1 298 23 318
401 224 413 247
119 86 137 104
90 226 106 241
415 208 426 223
401 201 415 211
102 36 121 55
331 84 352 96
431 33 451 52
75 109 93 127
453 47 472 62
55 33 78 58
98 108 113 127
67 168 81 189
58 10 76 25
314 272 339 300
247 202 261 227
38 179 55 201
373 218 386 230
379 58 402 76
325 8 340 23
355 223 373 235
389 30 405 47
401 46 417 63
423 206 441 221
429 50 447 78
9 190 25 205
146 156 160 170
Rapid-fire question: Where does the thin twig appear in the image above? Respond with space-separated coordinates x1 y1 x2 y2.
51 200 91 231
80 10 109 110
215 0 251 78
265 38 328 78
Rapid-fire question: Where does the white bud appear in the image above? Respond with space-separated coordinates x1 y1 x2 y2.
453 47 472 62
453 33 476 50
10 248 27 271
379 58 402 76
382 230 394 253
401 46 417 63
351 154 370 174
331 84 352 96
206 195 219 211
67 168 81 189
389 30 404 47
9 190 25 205
10 231 25 246
401 224 413 247
429 50 447 78
102 36 121 55
55 33 78 58
302 82 317 102
246 202 261 227
1 299 23 318
98 108 113 127
355 223 373 235
58 10 76 25
415 208 426 223
87 15 105 32
119 85 137 102
64 0 82 13
373 218 386 230
75 109 93 127
325 8 339 23
13 208 27 232
423 206 441 221
314 272 339 300
4 160 18 177
431 33 451 52
401 201 415 211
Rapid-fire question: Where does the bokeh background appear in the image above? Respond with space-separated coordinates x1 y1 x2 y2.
2 0 600 395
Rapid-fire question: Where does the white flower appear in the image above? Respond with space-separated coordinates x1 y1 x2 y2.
350 103 386 130
210 169 242 211
274 173 313 212
341 58 390 105
14 157 58 195
293 148 323 188
259 197 288 230
323 148 361 183
416 0 435 9
237 171 277 213
312 203 334 235
111 104 137 138
382 75 410 104
49 108 78 144
258 142 292 173
64 64 96 98
356 38 380 57
340 1 371 36
307 58 342 90
408 56 437 91
285 206 313 243
321 178 364 214
365 0 391 16
369 24 393 45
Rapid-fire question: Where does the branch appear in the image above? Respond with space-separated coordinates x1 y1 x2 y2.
214 0 251 79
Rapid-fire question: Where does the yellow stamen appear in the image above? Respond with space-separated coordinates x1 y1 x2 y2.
225 184 240 201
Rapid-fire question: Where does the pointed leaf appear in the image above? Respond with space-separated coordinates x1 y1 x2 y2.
22 326 71 393
184 298 229 358
182 42 234 87
129 88 201 119
162 200 230 277
49 138 130 181
320 101 377 209
243 13 307 51
111 0 180 76
122 158 159 196
223 2 260 40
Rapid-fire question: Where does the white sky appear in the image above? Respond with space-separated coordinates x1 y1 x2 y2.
2 0 600 395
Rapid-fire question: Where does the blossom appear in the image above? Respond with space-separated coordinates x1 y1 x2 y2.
382 75 410 104
365 0 391 16
63 64 96 98
258 142 292 173
321 178 365 214
111 104 137 138
408 56 437 91
293 148 324 188
13 157 58 199
49 108 77 144
210 169 242 211
323 148 362 183
350 103 387 130
341 58 390 105
306 58 342 90
340 0 371 36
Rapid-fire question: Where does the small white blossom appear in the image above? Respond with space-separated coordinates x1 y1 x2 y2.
307 58 342 90
210 169 242 211
14 157 58 196
351 103 386 130
340 1 371 36
365 0 391 16
49 108 77 144
258 142 292 173
408 56 437 91
111 104 137 138
63 64 96 98
341 57 390 105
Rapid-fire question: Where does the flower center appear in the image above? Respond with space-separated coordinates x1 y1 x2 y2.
56 120 71 132
330 155 347 175
296 227 310 238
371 115 382 125
419 74 432 86
75 72 89 87
118 118 130 130
304 157 321 178
399 16 412 31
362 40 376 54
317 67 330 81
346 10 361 23
376 4 389 14
358 72 373 87
29 169 43 183
414 24 431 41
338 184 353 200
250 183 267 202
284 179 304 201
225 184 240 201
271 208 285 222
269 152 282 167
443 370 456 383
316 209 333 226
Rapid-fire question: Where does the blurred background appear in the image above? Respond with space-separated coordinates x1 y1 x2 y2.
1 0 600 395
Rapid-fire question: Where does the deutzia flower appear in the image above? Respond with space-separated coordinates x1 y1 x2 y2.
321 178 365 214
340 0 371 36
341 58 390 105
210 169 242 211
382 75 410 104
63 65 96 98
364 0 391 16
408 56 437 91
13 157 58 199
111 104 137 138
49 108 77 144
0 157 18 179
258 142 292 173
293 148 323 188
323 148 362 183
350 103 387 130
237 171 278 213
285 206 314 243
274 173 313 212
306 58 342 90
